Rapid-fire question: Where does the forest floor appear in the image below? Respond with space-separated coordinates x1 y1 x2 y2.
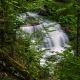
0 71 17 80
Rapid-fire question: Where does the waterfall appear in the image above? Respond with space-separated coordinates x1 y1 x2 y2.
18 12 70 66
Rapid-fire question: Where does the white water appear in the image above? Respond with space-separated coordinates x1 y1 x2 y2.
18 12 70 66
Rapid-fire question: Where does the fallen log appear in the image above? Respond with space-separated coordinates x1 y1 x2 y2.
0 49 35 80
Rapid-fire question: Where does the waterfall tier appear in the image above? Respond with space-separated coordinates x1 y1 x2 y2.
19 12 70 66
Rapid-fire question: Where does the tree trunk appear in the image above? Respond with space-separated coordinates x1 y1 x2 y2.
76 12 80 56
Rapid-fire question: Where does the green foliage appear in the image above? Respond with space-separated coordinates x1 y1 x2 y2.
0 0 80 80
55 49 80 80
10 67 15 73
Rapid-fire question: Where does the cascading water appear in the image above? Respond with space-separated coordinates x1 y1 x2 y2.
18 12 70 66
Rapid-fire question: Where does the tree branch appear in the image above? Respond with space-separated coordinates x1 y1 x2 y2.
0 49 35 80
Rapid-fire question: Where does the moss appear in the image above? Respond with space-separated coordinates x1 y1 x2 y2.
0 49 35 80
